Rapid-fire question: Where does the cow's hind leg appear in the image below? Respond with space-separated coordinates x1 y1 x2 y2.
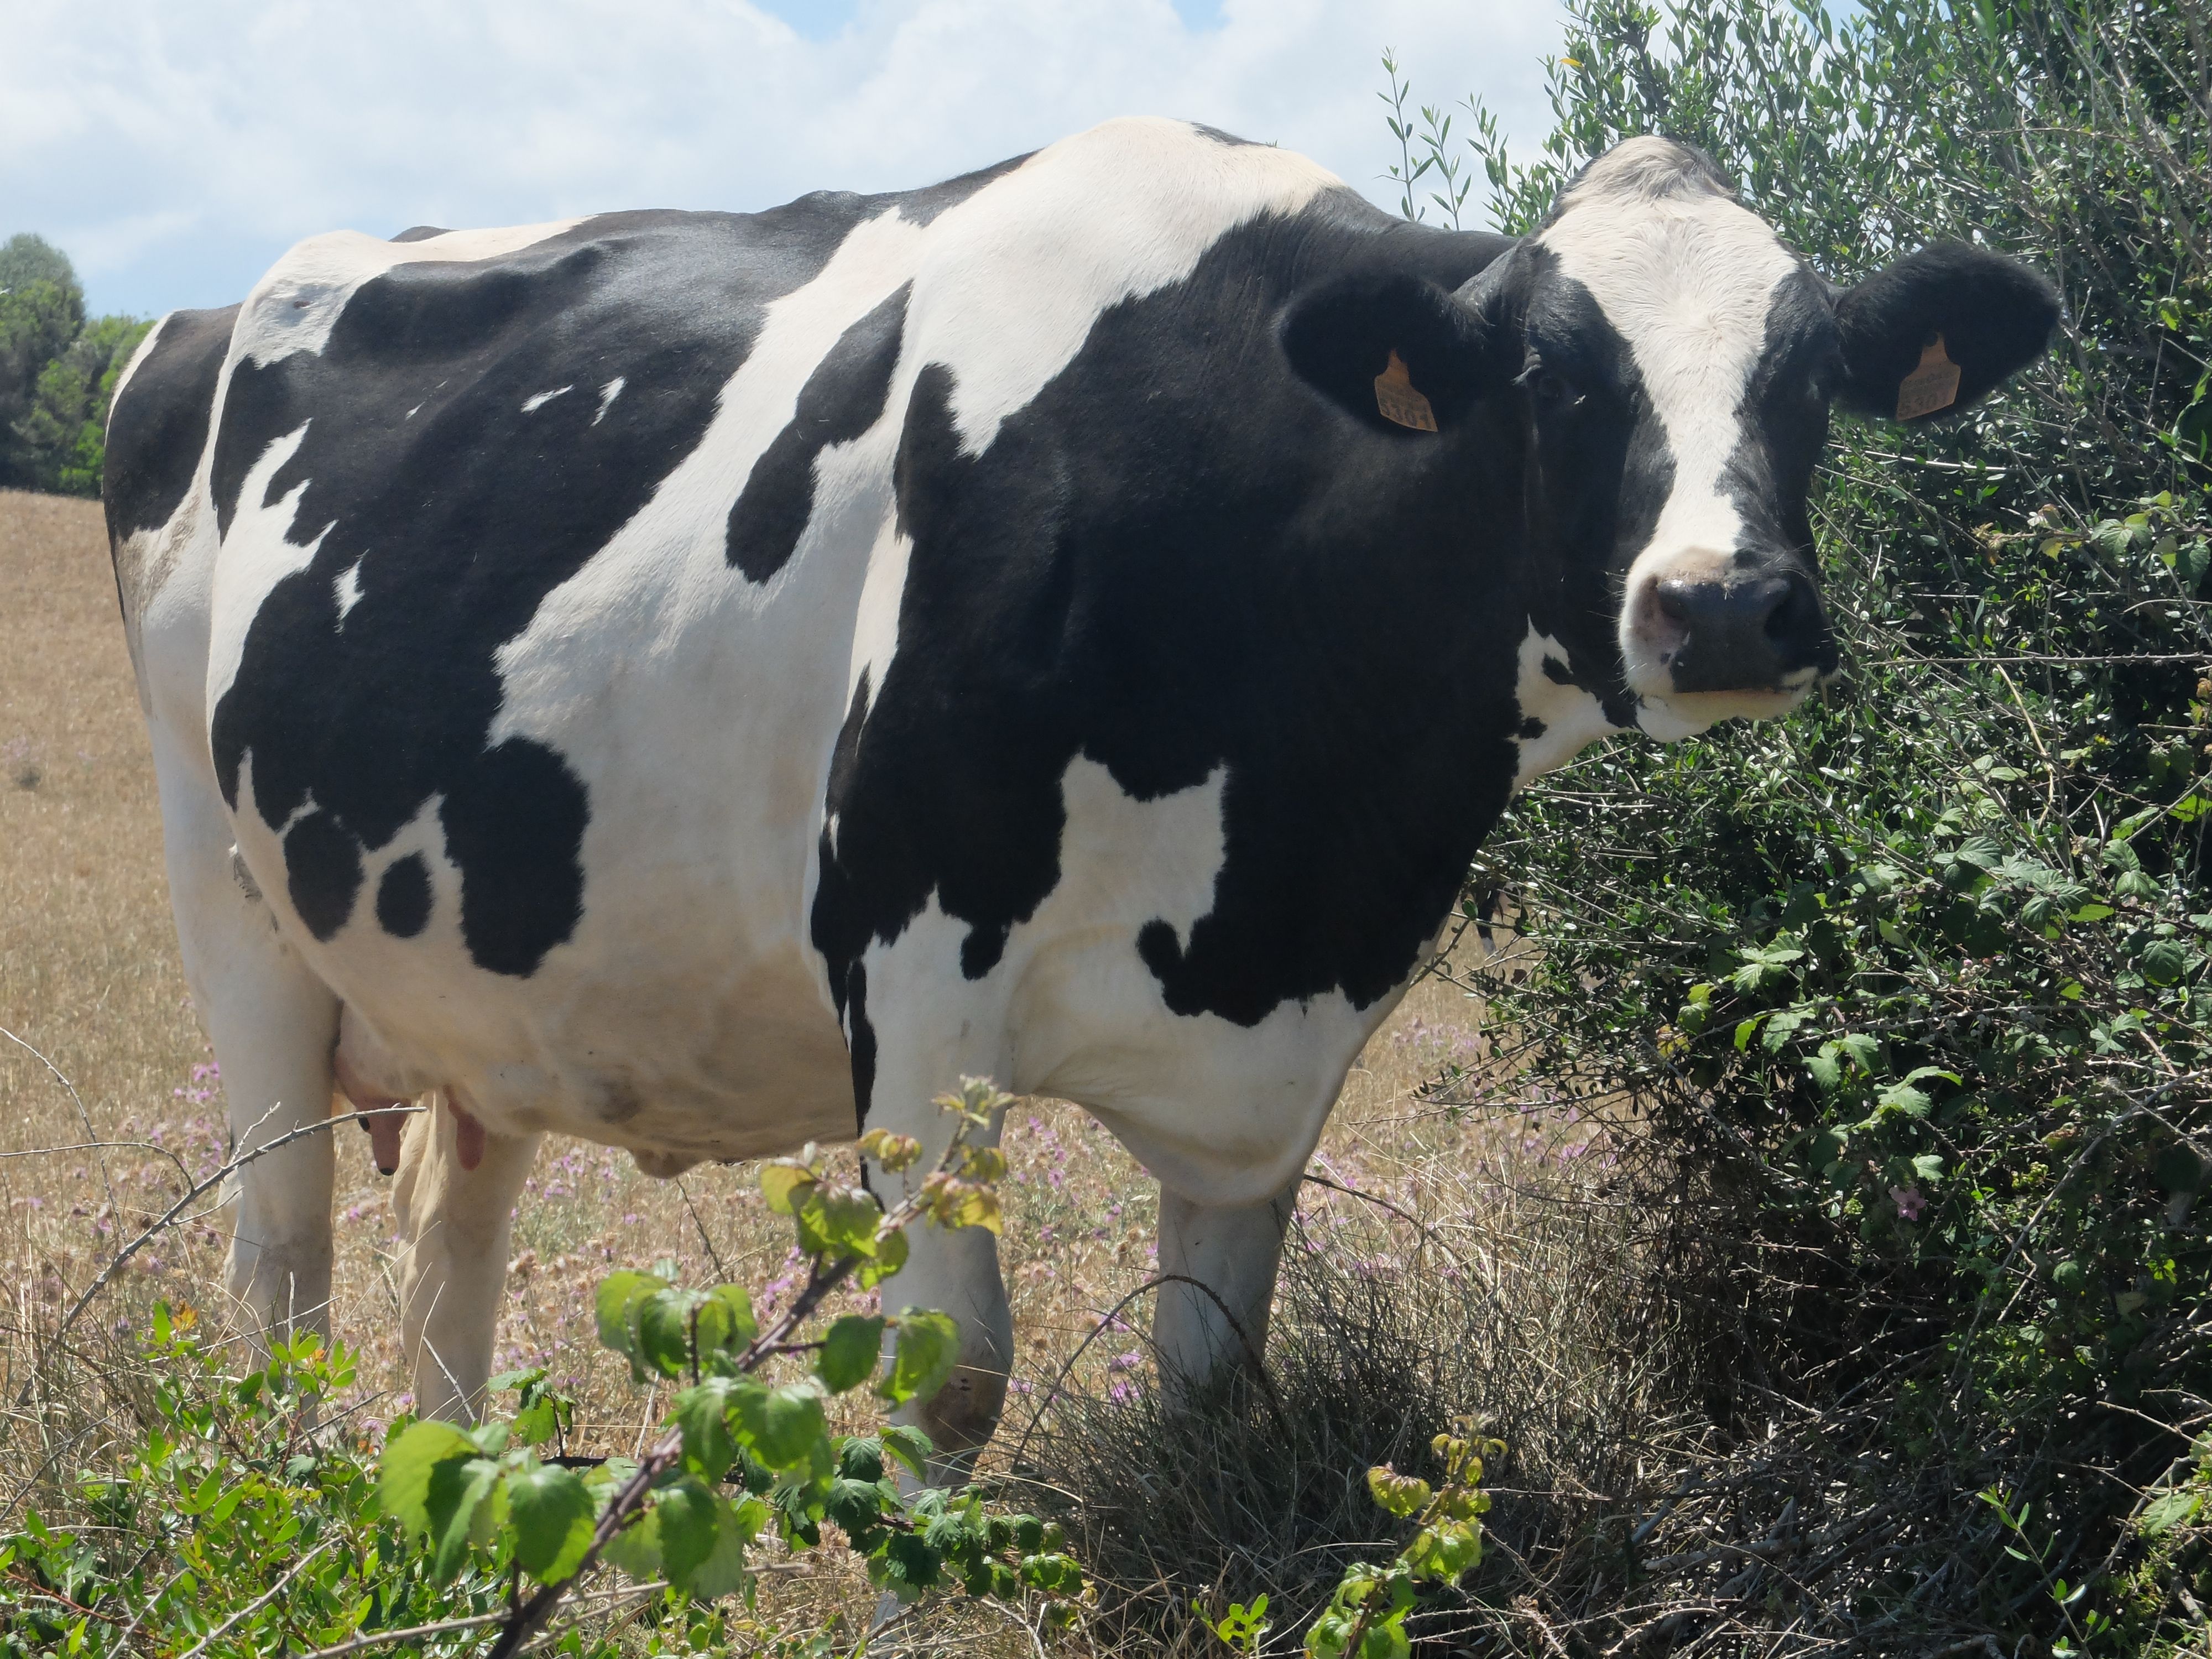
1154 1176 1301 1397
390 1092 539 1421
153 746 342 1343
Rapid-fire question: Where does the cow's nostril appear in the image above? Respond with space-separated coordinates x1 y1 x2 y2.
1762 576 1812 643
1655 580 1693 624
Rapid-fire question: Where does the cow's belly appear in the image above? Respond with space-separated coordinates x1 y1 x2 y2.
330 911 859 1165
246 623 862 1163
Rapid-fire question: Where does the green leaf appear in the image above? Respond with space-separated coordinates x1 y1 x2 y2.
654 1481 765 1600
762 1385 827 1468
1876 1083 1931 1120
653 1478 720 1589
1901 1066 1963 1089
1366 1466 1431 1517
1804 1047 1841 1092
695 1285 757 1369
797 1185 885 1259
639 1288 708 1380
2140 1489 2204 1537
1837 1033 1880 1072
816 1314 886 1395
508 1463 596 1584
759 1163 815 1215
599 1507 661 1579
595 1272 663 1380
672 1380 737 1482
731 1380 827 1469
879 1423 934 1478
855 1225 909 1291
2140 938 2192 985
1403 1517 1482 1583
1956 836 2001 869
425 1456 503 1583
880 1310 961 1407
2117 869 2162 902
377 1420 475 1539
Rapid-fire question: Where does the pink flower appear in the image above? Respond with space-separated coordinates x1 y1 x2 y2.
1890 1185 1926 1222
1108 1350 1142 1373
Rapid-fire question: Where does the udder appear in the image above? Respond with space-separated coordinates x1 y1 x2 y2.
333 1005 487 1173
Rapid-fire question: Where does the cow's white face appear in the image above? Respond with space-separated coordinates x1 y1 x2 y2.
1532 139 1836 737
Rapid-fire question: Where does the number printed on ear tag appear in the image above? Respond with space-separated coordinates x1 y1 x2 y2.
1896 334 1962 420
1374 349 1439 431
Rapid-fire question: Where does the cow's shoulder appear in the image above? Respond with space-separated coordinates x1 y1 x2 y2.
815 172 1534 1040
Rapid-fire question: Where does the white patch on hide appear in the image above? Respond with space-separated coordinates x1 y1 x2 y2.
204 421 327 713
1509 625 1619 789
333 557 365 624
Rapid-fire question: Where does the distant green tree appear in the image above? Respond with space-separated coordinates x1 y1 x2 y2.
0 237 85 488
0 231 79 300
12 312 154 495
0 233 150 497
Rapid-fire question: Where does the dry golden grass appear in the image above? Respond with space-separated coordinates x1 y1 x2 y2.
1 486 1553 1651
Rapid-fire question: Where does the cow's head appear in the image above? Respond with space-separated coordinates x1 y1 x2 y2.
1286 136 2059 737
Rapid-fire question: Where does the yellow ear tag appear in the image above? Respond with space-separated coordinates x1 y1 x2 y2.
1374 349 1439 431
1896 333 1962 420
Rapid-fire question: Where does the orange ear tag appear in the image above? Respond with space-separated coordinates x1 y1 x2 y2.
1896 333 1962 420
1374 349 1439 431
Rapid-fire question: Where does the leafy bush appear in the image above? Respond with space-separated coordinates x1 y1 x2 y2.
1381 0 2212 1649
1 1082 1090 1656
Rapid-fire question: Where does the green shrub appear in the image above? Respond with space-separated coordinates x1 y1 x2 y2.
1 1082 1089 1656
1384 0 2212 1648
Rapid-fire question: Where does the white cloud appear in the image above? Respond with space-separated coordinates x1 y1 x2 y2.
1 0 1561 319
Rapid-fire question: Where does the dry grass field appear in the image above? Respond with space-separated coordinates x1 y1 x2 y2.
0 487 1633 1652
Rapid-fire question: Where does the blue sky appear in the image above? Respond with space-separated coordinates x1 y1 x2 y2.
1 0 1559 320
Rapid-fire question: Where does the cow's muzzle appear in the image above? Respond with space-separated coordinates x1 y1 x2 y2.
1653 570 1832 695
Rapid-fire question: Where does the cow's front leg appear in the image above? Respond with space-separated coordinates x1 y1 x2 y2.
390 1091 539 1421
1154 1175 1300 1396
867 1092 1014 1483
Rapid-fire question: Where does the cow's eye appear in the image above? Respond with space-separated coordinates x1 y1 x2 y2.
1521 366 1582 410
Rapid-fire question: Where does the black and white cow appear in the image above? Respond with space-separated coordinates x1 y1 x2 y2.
103 119 2056 1454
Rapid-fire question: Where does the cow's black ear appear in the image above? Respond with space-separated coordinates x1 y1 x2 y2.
1833 242 2059 421
1280 271 1498 432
